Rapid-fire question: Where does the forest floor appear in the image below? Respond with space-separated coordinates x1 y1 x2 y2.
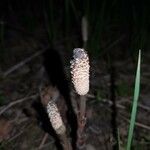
0 27 150 150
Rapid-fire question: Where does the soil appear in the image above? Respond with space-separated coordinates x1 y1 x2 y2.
0 26 150 150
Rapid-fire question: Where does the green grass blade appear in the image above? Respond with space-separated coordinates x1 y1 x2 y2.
126 50 141 150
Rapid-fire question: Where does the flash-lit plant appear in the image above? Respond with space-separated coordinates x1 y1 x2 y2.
46 101 72 150
46 101 66 135
70 48 90 149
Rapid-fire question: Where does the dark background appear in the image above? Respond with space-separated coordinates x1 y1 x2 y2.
0 0 150 149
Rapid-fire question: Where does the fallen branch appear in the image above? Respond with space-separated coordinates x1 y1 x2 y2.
0 94 39 115
121 115 150 130
117 98 150 112
86 94 150 112
3 48 48 77
39 133 49 149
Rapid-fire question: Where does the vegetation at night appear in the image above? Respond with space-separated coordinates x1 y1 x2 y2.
0 0 149 149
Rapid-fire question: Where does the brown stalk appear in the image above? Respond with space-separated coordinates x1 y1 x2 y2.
77 95 87 150
59 133 72 150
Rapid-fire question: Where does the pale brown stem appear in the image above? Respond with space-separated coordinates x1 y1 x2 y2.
80 96 86 121
59 133 72 150
77 95 87 150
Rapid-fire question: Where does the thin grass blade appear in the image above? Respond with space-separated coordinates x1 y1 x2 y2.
126 50 141 150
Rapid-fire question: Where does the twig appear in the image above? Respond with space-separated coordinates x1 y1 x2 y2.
118 98 150 112
39 133 49 149
87 94 126 110
121 115 150 130
2 49 48 77
89 93 150 131
8 130 24 142
86 94 150 111
8 122 29 142
0 94 39 115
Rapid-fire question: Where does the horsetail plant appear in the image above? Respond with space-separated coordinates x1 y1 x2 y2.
70 48 89 96
46 101 72 150
70 48 90 149
46 101 66 135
